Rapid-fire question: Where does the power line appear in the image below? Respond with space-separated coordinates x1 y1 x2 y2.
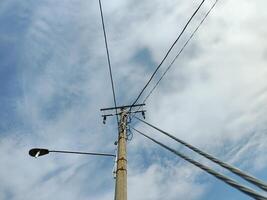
143 0 219 103
98 0 119 127
135 117 267 192
132 127 267 200
130 0 219 121
129 0 206 113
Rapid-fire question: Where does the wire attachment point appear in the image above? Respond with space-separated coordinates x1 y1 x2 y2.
142 111 146 119
103 115 107 124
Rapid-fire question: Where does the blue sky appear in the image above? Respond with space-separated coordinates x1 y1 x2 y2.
0 0 267 199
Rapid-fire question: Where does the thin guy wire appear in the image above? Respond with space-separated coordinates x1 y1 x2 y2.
132 128 267 200
135 117 267 192
98 0 119 127
144 0 219 103
129 0 206 113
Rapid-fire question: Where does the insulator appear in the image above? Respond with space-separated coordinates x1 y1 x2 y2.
103 115 107 124
142 111 146 119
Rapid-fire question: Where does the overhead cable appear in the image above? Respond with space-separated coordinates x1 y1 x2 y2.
135 117 267 192
129 0 206 112
98 0 119 127
132 127 267 200
143 0 219 103
130 0 219 121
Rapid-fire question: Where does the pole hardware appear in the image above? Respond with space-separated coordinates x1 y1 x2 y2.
101 104 146 126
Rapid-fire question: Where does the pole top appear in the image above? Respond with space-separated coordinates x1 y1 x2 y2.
100 103 145 111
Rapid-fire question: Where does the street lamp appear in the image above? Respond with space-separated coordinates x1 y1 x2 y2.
29 148 116 158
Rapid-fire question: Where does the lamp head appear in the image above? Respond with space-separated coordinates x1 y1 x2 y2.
29 148 49 158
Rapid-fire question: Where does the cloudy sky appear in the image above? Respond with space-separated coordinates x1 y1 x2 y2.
0 0 267 199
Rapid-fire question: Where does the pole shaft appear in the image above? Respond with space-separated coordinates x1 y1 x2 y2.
115 110 127 200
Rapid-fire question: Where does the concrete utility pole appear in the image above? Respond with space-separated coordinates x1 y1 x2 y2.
115 109 128 200
100 104 145 200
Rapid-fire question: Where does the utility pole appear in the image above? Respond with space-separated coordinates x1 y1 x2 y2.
100 104 146 200
115 109 128 200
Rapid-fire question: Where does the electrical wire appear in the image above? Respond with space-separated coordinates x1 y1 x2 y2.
98 0 119 128
130 0 219 122
129 0 206 113
126 126 134 141
132 127 267 200
143 0 219 103
135 117 267 191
